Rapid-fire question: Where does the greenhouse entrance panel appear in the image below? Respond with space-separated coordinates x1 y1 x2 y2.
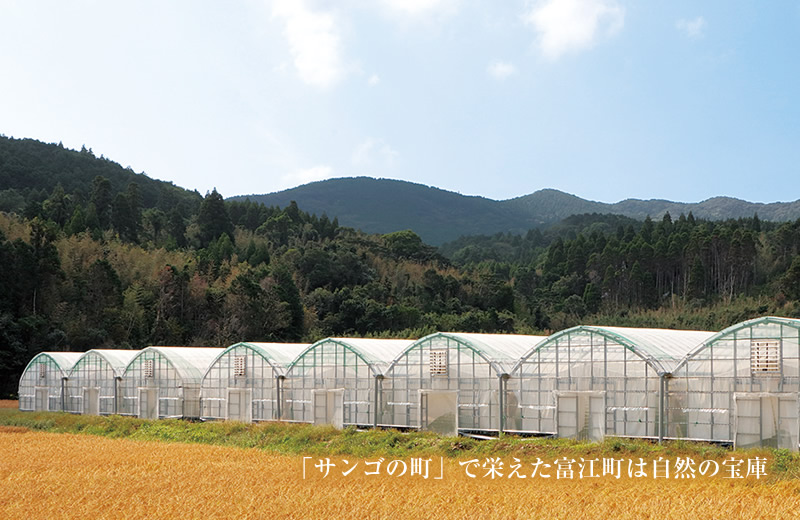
733 392 799 451
420 389 458 436
556 391 605 442
83 387 100 415
313 389 344 429
35 387 48 411
227 389 251 422
138 388 158 419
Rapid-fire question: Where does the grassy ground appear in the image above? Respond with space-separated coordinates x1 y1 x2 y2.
2 429 799 519
1 407 799 480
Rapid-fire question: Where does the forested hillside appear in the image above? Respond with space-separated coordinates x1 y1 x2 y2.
2 137 800 397
0 135 201 216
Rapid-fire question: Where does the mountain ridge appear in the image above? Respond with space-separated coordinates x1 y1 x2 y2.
231 177 800 245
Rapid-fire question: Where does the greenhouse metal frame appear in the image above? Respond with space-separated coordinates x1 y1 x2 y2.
379 333 546 435
669 316 800 450
508 326 715 441
282 338 414 428
18 352 83 412
15 315 800 451
200 342 309 422
65 349 140 415
119 347 223 419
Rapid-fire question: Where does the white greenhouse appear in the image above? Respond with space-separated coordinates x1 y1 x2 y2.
668 316 800 450
379 333 546 435
282 338 414 428
508 326 714 441
119 347 223 419
17 314 800 450
200 342 310 422
65 349 140 415
18 352 82 412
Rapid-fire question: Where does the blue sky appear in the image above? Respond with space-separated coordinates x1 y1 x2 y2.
1 0 798 203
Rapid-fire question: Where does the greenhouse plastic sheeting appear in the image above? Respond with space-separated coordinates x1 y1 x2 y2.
669 317 800 445
201 342 310 422
283 338 415 427
509 326 715 438
65 349 140 415
380 333 548 432
18 352 82 412
121 346 224 419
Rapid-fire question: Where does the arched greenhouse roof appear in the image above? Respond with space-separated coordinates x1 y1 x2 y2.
22 352 83 379
72 349 141 378
512 326 716 375
287 338 415 377
125 346 224 384
204 342 311 379
388 332 548 377
674 316 800 371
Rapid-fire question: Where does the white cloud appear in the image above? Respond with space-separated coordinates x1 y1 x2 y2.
382 0 456 16
368 74 381 86
487 61 517 80
281 165 335 187
676 16 706 39
523 0 625 61
352 138 399 167
272 0 345 88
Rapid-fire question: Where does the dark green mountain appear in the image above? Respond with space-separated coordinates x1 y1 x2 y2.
231 177 539 245
233 178 800 245
503 191 800 223
0 135 202 213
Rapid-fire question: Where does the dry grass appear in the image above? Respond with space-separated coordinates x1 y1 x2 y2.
0 400 19 409
1 431 799 519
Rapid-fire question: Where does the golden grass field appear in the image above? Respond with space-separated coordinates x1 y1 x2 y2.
1 427 799 519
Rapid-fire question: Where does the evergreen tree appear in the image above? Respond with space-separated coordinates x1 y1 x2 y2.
272 264 304 341
112 192 137 242
167 208 187 248
91 176 113 229
197 189 234 247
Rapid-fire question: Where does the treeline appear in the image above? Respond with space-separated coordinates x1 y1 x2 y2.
448 212 800 331
0 184 523 395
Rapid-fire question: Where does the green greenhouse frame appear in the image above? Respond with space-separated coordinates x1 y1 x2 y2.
282 338 414 428
119 346 223 419
64 349 140 415
18 352 82 412
508 326 715 441
200 342 310 422
379 333 546 435
669 316 800 450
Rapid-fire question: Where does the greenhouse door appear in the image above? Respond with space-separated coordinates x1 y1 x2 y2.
556 391 605 442
34 387 49 411
419 390 458 436
734 393 799 451
138 388 158 419
83 387 100 415
312 389 344 429
227 389 251 422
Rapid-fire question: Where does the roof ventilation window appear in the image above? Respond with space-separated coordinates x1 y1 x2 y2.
429 349 448 376
751 340 780 375
234 356 246 377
